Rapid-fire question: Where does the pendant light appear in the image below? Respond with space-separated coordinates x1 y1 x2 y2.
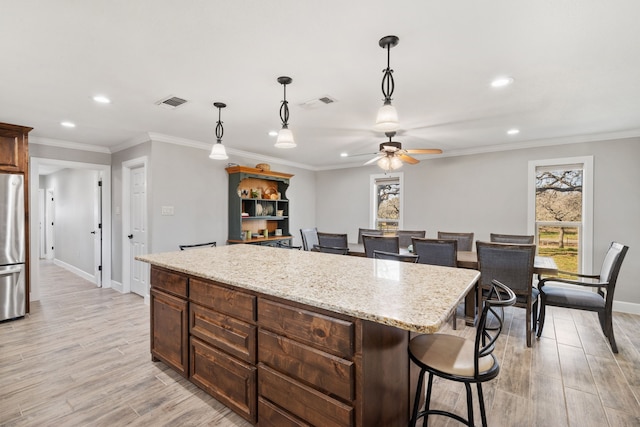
374 35 400 132
209 102 228 160
275 76 296 148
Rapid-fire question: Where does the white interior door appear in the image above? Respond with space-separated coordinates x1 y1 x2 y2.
38 189 45 258
129 165 148 297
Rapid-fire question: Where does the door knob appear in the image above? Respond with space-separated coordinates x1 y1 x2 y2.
128 234 133 239
90 231 96 234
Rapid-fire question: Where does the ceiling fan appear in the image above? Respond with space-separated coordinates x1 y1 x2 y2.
362 132 442 170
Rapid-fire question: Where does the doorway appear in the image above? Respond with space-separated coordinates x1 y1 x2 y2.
29 158 112 302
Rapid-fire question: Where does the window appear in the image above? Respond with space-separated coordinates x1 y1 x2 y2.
370 173 403 231
528 156 593 274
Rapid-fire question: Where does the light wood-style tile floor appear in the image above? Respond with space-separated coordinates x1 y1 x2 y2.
1 261 639 426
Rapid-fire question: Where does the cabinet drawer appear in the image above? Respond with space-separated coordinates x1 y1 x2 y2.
258 299 354 358
259 329 353 401
258 364 353 427
150 267 187 298
258 397 311 427
190 303 256 363
190 337 257 423
190 278 255 322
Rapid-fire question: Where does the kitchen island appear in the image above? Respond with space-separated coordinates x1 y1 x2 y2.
138 244 479 426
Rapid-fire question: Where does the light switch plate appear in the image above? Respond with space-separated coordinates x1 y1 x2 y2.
161 206 174 216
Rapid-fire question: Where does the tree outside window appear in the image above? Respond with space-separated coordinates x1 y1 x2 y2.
374 177 401 231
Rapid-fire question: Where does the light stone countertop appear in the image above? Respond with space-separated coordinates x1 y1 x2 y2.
137 244 480 334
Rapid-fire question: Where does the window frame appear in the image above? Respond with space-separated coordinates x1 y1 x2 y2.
370 172 404 230
527 156 593 274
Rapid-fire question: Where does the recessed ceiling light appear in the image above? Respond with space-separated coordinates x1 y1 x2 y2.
507 128 520 135
340 153 348 157
93 95 111 104
60 121 76 128
491 76 514 88
268 130 278 137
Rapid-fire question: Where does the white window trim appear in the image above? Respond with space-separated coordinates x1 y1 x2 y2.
527 156 593 274
370 172 404 230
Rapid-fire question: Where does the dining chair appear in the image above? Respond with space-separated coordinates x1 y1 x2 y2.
437 231 474 252
476 241 537 347
537 242 629 353
489 233 534 244
362 235 399 258
313 232 349 255
178 241 216 250
409 279 516 427
373 250 419 263
300 227 318 251
412 237 460 328
412 238 457 267
397 230 426 248
357 227 383 244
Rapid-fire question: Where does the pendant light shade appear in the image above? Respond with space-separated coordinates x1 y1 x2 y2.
374 35 400 132
209 102 228 160
377 155 403 172
275 76 296 148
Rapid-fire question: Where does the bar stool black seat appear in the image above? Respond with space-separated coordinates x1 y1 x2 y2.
408 280 516 427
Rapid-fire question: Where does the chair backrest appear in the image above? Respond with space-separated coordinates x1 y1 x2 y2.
599 242 629 303
412 238 457 267
397 230 426 248
474 280 516 377
178 241 216 250
476 241 535 296
357 228 383 244
300 227 319 251
437 231 474 252
489 233 534 244
316 232 349 253
313 244 349 255
362 235 399 258
373 250 419 263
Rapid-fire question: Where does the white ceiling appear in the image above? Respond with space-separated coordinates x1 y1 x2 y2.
2 1 640 170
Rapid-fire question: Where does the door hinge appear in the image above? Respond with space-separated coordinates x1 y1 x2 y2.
98 265 102 271
98 223 102 229
98 180 102 187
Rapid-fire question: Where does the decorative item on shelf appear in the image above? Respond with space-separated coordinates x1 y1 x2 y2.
263 229 269 238
240 189 249 198
263 186 277 199
255 204 263 216
256 163 271 171
374 36 400 132
275 229 283 236
245 230 252 240
275 76 296 148
277 210 284 217
250 188 261 198
209 102 229 160
241 212 249 217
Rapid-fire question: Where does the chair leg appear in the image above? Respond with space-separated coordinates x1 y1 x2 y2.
464 382 474 427
599 311 618 353
536 296 547 338
477 382 488 427
410 369 426 427
526 303 532 347
423 373 434 427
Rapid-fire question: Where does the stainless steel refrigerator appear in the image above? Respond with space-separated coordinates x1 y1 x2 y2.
0 173 26 321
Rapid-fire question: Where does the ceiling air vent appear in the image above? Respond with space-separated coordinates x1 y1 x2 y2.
299 95 337 110
155 95 188 109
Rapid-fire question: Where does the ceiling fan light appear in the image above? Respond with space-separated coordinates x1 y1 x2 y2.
374 103 399 132
377 156 391 170
275 127 296 148
209 141 228 160
390 156 403 170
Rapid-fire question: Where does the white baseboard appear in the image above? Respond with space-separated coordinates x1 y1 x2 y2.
111 280 123 293
53 259 96 284
613 300 640 315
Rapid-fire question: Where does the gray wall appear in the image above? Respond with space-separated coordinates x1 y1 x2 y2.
316 137 640 306
30 142 111 165
43 168 99 276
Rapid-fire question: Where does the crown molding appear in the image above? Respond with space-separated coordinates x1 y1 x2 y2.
29 136 111 154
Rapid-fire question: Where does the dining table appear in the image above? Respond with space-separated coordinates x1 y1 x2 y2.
348 243 559 325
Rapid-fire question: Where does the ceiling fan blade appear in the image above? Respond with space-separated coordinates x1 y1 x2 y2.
406 148 443 154
364 154 385 165
399 154 420 165
345 151 378 158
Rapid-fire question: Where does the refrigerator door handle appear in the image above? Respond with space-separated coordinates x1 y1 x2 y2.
0 266 23 275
